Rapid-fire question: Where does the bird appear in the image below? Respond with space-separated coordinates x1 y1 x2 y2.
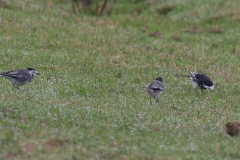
184 72 214 94
226 122 240 136
145 77 164 103
0 68 40 90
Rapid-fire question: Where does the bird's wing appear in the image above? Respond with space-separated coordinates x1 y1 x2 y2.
1 70 24 78
159 83 165 91
148 82 164 91
0 70 13 76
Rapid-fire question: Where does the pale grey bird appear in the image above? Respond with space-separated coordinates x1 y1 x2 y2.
145 77 164 103
0 68 40 90
184 72 214 94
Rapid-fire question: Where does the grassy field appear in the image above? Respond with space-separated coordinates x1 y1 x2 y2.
1 0 240 159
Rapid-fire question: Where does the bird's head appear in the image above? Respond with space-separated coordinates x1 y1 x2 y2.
155 77 163 82
27 68 40 76
208 85 214 91
204 85 214 91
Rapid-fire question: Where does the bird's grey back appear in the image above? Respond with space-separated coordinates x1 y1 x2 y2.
148 80 164 91
1 69 31 82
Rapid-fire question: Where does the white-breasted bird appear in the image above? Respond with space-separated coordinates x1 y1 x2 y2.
145 77 164 103
185 72 214 94
0 68 40 90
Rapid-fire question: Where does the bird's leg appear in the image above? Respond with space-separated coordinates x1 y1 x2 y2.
150 98 152 105
191 99 195 104
13 85 21 91
156 98 159 102
153 96 159 102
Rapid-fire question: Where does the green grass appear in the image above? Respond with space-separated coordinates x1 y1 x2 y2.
0 0 240 159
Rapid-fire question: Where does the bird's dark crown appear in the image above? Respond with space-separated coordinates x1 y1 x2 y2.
27 68 36 71
155 77 163 82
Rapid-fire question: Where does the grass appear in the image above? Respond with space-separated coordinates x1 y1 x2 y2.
0 0 240 159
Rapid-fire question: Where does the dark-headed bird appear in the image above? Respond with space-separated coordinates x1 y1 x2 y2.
145 77 164 103
0 68 40 90
185 72 214 94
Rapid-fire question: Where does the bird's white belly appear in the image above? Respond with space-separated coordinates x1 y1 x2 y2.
8 78 29 87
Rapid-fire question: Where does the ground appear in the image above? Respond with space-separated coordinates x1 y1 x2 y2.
0 0 240 159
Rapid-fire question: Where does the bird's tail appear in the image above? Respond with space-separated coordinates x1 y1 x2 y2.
183 75 191 78
0 73 7 76
0 73 9 77
183 71 195 78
